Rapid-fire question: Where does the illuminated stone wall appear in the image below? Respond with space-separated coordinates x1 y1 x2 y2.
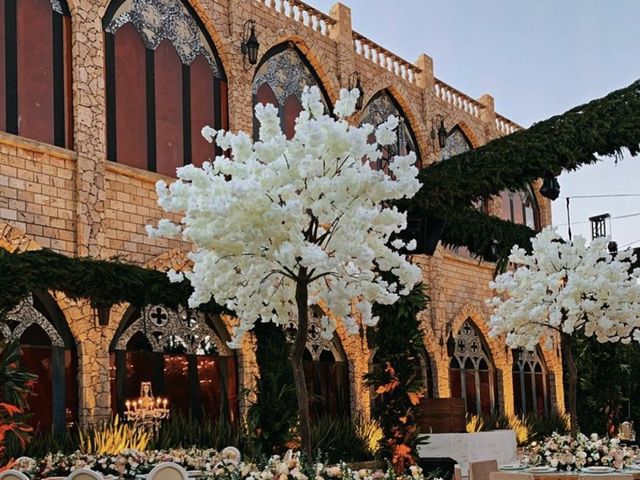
0 0 562 425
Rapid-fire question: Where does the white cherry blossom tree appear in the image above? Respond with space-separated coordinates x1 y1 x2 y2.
488 227 640 436
147 86 422 452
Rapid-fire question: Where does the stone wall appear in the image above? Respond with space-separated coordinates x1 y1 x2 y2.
0 0 562 425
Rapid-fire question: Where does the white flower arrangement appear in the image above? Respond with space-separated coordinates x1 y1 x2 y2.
523 432 637 471
16 449 433 480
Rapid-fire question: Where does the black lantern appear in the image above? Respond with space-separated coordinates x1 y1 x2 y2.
540 170 561 200
446 331 456 357
430 114 448 149
490 238 499 259
95 304 111 326
348 71 363 111
402 214 445 256
241 20 259 68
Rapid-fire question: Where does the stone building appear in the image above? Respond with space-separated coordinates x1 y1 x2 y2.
0 0 563 430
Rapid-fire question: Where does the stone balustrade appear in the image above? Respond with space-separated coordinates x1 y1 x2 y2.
433 79 484 119
352 30 420 84
255 0 336 36
495 113 521 135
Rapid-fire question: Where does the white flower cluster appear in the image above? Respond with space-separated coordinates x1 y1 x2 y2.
488 227 640 349
523 432 637 471
147 86 422 348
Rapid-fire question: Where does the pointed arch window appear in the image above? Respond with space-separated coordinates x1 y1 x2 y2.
109 305 238 422
500 186 540 230
252 43 330 140
103 0 228 175
449 320 496 415
512 348 549 415
0 0 72 147
2 293 77 430
285 307 350 419
360 90 421 171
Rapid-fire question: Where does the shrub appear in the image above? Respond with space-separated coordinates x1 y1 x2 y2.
150 412 242 453
79 416 150 455
310 415 381 464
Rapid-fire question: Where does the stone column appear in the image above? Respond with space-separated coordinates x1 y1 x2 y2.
70 2 108 257
416 53 438 162
477 93 498 140
54 294 114 425
329 3 356 91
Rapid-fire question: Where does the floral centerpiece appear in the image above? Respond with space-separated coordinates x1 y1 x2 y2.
523 433 637 471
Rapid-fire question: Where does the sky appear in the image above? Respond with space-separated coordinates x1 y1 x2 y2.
307 0 640 247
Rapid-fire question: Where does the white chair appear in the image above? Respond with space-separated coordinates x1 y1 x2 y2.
147 462 188 480
469 460 498 480
490 473 533 480
454 465 462 480
66 468 104 480
0 470 30 480
221 446 241 464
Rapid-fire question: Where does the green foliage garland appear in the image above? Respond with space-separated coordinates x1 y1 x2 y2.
406 79 640 261
0 248 224 316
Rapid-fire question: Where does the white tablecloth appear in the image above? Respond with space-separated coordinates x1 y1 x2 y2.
417 430 517 476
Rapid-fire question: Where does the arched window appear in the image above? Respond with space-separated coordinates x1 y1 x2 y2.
440 126 472 161
109 305 238 422
103 0 228 175
449 320 496 415
360 90 421 171
252 43 330 139
286 308 350 419
499 187 540 230
1 293 77 430
512 348 549 415
0 0 72 147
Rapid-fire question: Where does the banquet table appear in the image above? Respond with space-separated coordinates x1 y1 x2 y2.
491 470 640 480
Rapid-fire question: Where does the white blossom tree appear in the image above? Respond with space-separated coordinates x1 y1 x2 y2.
147 86 422 452
488 227 640 436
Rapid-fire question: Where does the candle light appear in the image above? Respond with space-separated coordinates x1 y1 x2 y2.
163 398 168 408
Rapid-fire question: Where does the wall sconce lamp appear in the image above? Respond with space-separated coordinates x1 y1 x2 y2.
348 71 364 111
430 114 448 149
446 330 456 357
241 20 260 69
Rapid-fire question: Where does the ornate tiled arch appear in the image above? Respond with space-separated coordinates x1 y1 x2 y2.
114 304 231 355
257 34 340 105
104 0 222 75
360 89 421 163
3 295 64 347
358 77 429 161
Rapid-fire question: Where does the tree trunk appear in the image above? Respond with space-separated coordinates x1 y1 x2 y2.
561 333 579 437
292 271 312 455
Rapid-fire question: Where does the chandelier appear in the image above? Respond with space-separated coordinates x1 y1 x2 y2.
124 382 170 432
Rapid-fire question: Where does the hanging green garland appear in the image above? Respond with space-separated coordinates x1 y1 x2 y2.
407 79 640 260
0 248 224 317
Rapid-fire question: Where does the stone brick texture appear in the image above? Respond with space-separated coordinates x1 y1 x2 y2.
0 0 563 425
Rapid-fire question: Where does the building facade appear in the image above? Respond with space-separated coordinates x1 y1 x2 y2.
0 0 563 429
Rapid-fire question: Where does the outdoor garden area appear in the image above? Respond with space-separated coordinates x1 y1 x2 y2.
1 1 640 480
